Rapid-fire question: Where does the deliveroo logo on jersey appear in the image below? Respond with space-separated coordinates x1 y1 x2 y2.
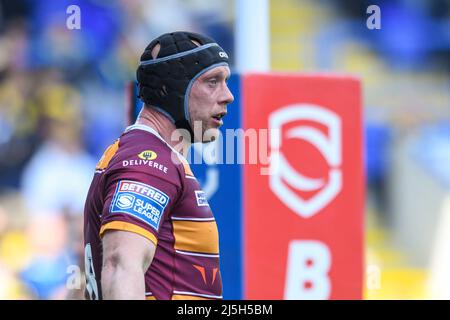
138 150 158 160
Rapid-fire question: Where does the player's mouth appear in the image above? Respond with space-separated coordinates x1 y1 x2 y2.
212 112 226 126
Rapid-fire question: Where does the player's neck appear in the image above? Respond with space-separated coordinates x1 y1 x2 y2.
136 106 191 154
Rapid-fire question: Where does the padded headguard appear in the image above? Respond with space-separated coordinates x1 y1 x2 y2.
136 31 229 135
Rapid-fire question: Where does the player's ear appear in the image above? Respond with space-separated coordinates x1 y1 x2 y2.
151 43 161 59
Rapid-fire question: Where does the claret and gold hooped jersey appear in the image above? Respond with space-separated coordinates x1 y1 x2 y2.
83 124 222 300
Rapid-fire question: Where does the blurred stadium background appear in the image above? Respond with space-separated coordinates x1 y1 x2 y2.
0 0 449 299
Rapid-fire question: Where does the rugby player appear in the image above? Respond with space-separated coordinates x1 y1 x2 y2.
83 31 234 300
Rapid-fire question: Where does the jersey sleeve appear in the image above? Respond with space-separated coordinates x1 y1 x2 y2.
99 170 181 246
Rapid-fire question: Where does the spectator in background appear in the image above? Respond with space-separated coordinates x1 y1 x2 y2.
19 81 95 299
21 82 95 218
0 21 36 190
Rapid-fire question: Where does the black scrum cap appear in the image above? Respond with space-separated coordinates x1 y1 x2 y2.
136 31 229 136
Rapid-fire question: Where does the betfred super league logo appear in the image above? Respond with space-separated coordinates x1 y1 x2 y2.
268 104 342 218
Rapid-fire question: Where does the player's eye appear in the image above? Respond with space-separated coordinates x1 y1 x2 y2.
208 78 218 86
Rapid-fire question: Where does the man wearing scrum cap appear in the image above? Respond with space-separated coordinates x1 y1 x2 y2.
83 31 234 300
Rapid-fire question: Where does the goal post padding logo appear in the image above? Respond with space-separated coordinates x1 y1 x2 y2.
242 74 364 299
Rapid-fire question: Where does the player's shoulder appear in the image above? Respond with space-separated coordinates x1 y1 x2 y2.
108 125 185 183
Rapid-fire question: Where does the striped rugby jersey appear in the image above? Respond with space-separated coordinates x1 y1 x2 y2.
83 124 221 300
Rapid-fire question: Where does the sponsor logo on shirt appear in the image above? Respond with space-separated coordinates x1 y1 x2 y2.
195 190 209 207
122 159 168 173
116 194 135 210
138 150 157 161
110 180 170 231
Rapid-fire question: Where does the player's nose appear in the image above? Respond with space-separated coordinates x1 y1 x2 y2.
220 83 234 105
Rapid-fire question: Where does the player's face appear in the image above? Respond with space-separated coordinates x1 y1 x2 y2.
188 65 234 143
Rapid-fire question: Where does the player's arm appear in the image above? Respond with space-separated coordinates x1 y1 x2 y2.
98 156 181 299
101 229 156 299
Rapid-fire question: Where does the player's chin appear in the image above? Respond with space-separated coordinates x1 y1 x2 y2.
201 127 221 143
